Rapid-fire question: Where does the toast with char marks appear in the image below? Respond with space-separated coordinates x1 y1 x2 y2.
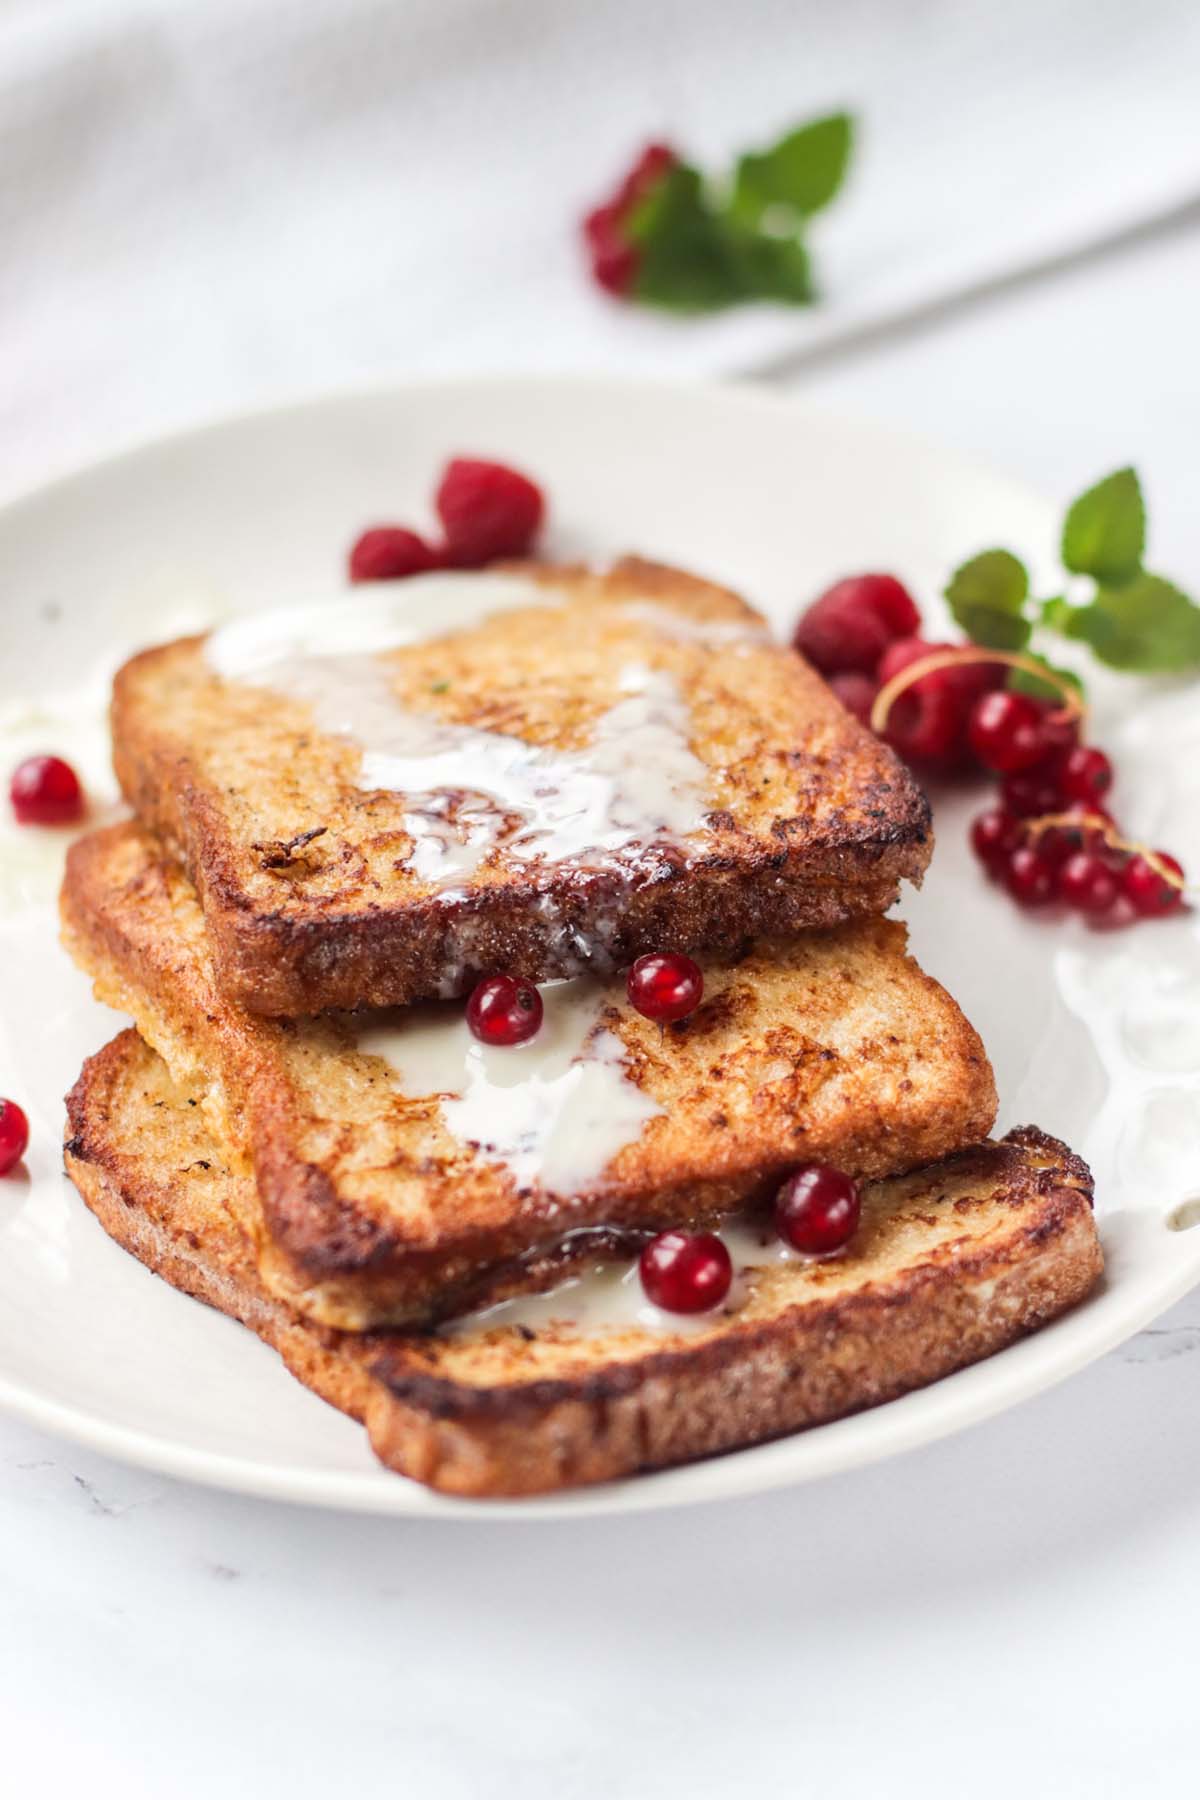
110 557 932 1016
64 1030 1102 1498
61 822 996 1332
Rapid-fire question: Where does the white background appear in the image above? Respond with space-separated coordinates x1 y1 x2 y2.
4 4 1200 1795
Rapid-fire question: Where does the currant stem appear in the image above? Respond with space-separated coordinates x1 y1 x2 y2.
869 648 1086 737
1024 813 1188 892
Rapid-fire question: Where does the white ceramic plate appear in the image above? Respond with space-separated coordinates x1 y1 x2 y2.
2 376 1198 1519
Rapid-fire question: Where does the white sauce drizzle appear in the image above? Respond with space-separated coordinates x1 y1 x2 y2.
444 1214 804 1339
205 575 717 889
356 978 662 1198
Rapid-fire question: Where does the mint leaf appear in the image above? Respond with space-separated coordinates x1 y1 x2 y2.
1061 468 1145 583
726 228 813 303
1007 652 1084 702
1059 571 1200 672
731 113 853 228
944 549 1030 649
629 165 744 312
1038 594 1073 632
631 162 815 310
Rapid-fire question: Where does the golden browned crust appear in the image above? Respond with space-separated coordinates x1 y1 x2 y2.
61 823 996 1330
64 1031 1103 1498
110 557 932 1015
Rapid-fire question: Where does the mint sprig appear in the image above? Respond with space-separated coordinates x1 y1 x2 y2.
945 467 1200 685
943 550 1031 651
1060 468 1144 584
730 114 854 230
627 111 853 313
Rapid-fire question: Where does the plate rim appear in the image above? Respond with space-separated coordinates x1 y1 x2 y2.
3 369 1198 1520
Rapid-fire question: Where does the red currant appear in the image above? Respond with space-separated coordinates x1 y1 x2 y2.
774 1164 861 1256
970 807 1022 873
968 691 1053 775
1058 803 1115 855
827 670 877 727
10 754 85 826
639 1231 732 1314
875 637 969 767
435 459 545 567
1122 851 1185 917
1032 823 1083 869
348 526 442 583
1056 744 1114 806
1033 703 1081 758
1001 767 1064 819
0 1099 29 1176
1004 843 1055 906
794 575 920 675
626 953 703 1023
1057 851 1119 917
465 974 543 1046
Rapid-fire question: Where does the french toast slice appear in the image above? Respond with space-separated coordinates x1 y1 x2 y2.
64 1030 1103 1498
110 557 932 1015
62 823 997 1331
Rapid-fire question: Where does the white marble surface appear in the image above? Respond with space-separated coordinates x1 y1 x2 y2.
6 213 1200 1800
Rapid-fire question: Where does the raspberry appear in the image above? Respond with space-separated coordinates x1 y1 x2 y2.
581 143 678 297
435 459 545 567
348 527 442 584
827 670 878 727
615 143 678 212
583 205 638 296
794 575 920 675
875 637 972 768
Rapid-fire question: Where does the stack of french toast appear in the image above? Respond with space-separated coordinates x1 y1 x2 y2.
59 557 1102 1497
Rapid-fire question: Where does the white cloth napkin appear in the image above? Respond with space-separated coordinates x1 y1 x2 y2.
3 0 1200 500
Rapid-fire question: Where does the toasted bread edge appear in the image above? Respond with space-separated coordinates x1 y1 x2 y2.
64 1032 1101 1499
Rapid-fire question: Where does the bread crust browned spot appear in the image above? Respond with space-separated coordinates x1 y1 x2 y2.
110 557 932 1016
64 1032 1103 1499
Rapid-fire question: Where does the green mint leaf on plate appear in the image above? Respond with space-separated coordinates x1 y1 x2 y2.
944 549 1031 649
1059 571 1200 672
1061 467 1145 583
629 164 745 311
1006 651 1084 702
731 113 854 228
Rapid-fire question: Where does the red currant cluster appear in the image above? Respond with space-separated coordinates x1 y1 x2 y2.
581 143 677 297
348 457 544 582
796 574 1187 925
961 686 1183 922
